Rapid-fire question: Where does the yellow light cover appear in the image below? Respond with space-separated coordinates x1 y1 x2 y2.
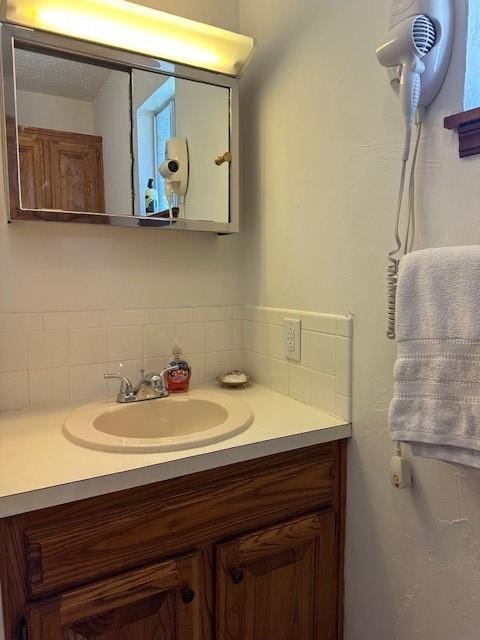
1 0 255 76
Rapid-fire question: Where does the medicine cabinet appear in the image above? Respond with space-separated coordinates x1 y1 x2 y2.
1 26 240 233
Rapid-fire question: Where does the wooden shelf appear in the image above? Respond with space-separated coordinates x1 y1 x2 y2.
444 106 480 158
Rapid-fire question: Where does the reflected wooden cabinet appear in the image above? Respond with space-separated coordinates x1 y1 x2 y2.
0 442 347 640
18 127 105 214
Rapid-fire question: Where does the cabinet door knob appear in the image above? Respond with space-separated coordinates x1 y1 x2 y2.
181 588 195 603
231 568 244 584
215 151 232 166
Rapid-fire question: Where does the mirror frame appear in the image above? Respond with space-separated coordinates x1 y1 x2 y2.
0 24 239 233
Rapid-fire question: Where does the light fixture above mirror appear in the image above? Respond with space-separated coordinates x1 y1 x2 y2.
1 0 255 77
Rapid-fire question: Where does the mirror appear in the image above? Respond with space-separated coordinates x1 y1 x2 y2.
132 70 230 223
6 29 237 231
14 48 133 215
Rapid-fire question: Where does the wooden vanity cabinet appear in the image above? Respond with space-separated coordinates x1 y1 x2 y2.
0 441 347 640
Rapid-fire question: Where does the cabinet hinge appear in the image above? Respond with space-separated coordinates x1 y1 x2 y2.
15 615 28 640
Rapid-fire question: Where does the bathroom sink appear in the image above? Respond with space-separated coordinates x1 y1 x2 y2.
63 390 253 452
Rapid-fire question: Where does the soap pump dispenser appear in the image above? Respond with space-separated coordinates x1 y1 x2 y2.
165 342 191 393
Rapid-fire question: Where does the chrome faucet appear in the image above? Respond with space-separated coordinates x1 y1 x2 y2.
104 366 179 403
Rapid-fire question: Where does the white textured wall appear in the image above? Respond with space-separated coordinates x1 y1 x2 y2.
93 70 133 214
0 0 242 315
16 90 94 134
238 0 480 638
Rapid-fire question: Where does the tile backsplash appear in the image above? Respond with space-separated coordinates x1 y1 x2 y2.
242 306 352 421
0 305 352 420
0 306 243 412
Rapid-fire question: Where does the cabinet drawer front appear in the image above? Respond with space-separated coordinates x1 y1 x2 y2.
28 552 201 639
23 445 336 597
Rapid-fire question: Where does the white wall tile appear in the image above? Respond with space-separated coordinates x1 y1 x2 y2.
233 319 243 349
337 315 353 338
175 323 205 354
310 371 336 415
4 305 352 415
142 324 175 358
288 364 311 404
267 357 289 395
193 306 233 322
206 351 233 378
247 351 288 394
244 322 283 359
175 308 194 323
145 308 178 324
68 311 100 328
0 371 29 411
189 353 206 386
242 307 352 418
143 357 167 374
335 336 352 396
301 330 336 375
99 309 148 327
244 305 300 326
44 311 99 330
69 328 107 365
146 308 193 324
0 333 28 372
206 321 233 352
29 367 70 407
335 394 352 422
0 313 42 333
43 313 70 331
242 350 253 375
232 349 243 371
247 351 268 386
243 320 254 352
265 324 284 359
27 330 69 370
70 363 108 402
107 326 143 361
302 312 337 335
232 306 244 320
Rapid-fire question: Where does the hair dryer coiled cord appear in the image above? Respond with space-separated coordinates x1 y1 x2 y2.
386 121 422 340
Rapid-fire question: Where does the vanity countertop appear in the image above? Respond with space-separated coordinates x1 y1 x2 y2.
0 384 351 517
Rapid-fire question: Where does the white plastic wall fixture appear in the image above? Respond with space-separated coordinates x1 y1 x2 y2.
386 0 454 108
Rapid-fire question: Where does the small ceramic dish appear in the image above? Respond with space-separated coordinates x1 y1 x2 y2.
216 370 250 388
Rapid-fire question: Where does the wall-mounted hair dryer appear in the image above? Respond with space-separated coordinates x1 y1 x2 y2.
159 137 189 219
378 0 454 342
376 0 454 159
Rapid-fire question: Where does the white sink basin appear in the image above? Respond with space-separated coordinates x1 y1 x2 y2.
64 390 253 452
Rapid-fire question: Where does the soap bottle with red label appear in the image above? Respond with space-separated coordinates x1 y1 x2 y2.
165 344 191 393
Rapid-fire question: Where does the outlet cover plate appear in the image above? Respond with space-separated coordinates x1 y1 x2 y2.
284 317 301 361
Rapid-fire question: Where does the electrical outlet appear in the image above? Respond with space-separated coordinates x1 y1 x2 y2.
284 317 301 361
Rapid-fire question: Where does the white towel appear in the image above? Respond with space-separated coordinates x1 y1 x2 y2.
389 246 480 469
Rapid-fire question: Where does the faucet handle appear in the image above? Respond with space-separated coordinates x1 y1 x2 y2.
159 365 180 381
144 366 179 389
104 373 135 401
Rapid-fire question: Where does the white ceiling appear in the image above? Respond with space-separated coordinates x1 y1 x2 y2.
14 49 116 102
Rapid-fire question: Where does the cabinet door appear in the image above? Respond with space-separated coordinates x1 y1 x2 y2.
48 136 105 213
217 510 337 640
27 552 201 639
18 131 50 209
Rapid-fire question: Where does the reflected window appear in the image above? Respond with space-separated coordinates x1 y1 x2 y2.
134 75 175 215
154 97 176 212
